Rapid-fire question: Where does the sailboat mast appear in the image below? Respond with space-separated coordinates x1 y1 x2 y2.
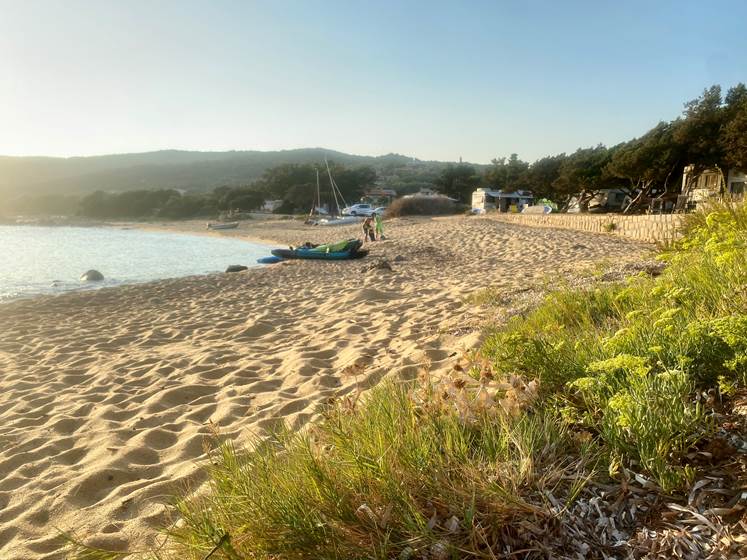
308 168 321 220
316 169 321 214
325 157 350 216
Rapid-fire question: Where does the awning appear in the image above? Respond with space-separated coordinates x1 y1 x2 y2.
482 191 532 199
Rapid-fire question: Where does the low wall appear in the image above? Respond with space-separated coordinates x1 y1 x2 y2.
486 212 683 244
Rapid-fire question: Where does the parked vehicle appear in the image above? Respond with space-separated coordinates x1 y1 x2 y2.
315 216 361 226
373 206 387 215
342 203 374 216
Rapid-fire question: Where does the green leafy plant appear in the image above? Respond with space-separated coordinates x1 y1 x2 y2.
482 202 747 487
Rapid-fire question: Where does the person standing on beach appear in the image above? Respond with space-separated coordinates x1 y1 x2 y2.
373 212 384 240
362 216 376 242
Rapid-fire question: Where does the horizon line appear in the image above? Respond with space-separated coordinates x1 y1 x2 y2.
0 146 444 162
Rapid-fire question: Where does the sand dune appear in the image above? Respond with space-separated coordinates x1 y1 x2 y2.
0 216 651 558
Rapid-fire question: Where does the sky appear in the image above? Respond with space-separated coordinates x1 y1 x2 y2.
1 0 747 164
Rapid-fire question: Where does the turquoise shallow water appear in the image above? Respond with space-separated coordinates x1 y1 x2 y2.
0 226 270 301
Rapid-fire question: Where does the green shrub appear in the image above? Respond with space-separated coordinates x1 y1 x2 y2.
569 357 706 491
482 202 747 488
481 284 633 391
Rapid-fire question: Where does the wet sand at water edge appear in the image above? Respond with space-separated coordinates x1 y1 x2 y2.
0 215 652 558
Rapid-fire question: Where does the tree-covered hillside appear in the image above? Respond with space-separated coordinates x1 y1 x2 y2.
0 148 453 197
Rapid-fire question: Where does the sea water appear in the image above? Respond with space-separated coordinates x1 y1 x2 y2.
0 226 271 302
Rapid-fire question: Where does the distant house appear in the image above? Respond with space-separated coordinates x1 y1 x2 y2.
471 188 534 213
362 187 397 206
681 165 745 208
261 199 283 213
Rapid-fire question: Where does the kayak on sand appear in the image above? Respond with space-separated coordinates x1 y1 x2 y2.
270 239 368 260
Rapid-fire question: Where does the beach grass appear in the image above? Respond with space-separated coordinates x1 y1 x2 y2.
160 384 599 559
69 202 747 559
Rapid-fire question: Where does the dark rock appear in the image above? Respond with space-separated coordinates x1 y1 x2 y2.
225 265 248 273
80 269 104 282
393 255 407 262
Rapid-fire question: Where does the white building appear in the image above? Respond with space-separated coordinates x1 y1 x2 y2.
261 199 283 212
681 166 745 207
471 188 534 213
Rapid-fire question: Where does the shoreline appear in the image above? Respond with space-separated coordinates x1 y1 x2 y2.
117 219 291 248
0 216 653 558
0 223 279 306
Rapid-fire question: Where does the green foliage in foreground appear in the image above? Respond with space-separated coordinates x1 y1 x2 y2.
484 202 747 489
69 204 747 559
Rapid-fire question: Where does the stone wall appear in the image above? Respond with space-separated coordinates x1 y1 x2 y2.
485 213 684 244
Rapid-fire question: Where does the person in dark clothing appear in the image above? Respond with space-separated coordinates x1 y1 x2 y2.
362 216 376 242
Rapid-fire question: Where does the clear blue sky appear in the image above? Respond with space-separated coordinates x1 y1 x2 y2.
1 0 746 163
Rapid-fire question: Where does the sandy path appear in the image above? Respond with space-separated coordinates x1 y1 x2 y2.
0 216 651 558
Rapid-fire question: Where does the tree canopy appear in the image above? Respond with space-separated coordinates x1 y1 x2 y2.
433 164 481 202
520 154 566 200
483 154 529 192
722 84 747 169
477 83 747 207
606 122 684 193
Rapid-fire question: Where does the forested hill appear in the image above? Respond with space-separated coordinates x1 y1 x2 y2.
0 148 454 197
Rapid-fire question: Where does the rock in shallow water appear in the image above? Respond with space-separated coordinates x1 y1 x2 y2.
80 269 104 282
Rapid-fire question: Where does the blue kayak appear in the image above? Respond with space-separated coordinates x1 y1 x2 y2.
270 239 367 260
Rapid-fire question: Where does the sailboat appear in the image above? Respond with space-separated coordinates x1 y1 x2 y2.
307 159 361 226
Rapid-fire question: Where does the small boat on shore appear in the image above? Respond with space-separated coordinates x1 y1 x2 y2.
271 239 367 260
315 216 361 226
207 222 239 230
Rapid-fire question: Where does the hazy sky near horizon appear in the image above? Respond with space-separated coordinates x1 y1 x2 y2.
2 0 747 164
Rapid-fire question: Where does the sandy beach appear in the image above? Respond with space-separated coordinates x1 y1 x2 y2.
0 216 651 558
